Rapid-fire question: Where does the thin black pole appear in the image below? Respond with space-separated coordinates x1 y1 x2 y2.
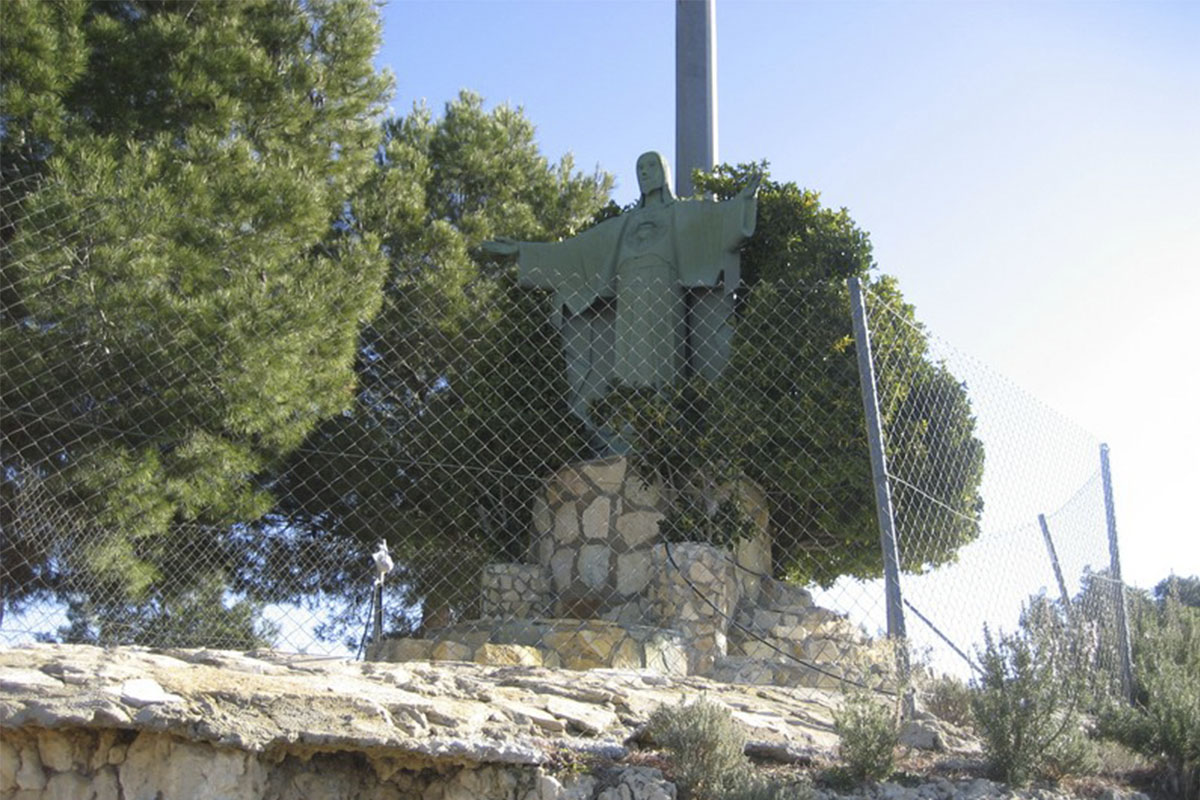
370 581 384 660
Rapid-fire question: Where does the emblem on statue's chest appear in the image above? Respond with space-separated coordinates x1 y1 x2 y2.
627 210 669 252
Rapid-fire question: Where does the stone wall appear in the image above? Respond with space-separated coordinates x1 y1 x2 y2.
371 619 688 675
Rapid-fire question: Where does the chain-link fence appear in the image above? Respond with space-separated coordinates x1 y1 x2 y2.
861 284 1129 686
1 174 1128 696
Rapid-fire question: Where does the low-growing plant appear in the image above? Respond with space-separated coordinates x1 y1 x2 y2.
970 620 1096 786
921 673 975 731
645 698 815 800
1092 739 1154 777
1098 585 1200 800
832 690 899 783
646 698 750 799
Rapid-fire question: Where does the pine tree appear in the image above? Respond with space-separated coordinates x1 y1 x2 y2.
1 0 392 640
257 93 613 637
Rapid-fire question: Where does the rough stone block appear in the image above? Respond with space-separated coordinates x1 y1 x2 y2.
687 559 716 585
770 622 808 641
92 767 121 800
581 497 611 540
802 638 846 662
761 579 814 611
42 771 91 800
473 644 543 667
615 511 663 548
550 548 575 592
36 729 80 772
16 744 45 792
624 474 661 509
531 496 553 535
582 457 626 494
0 737 18 794
600 600 651 626
553 503 581 544
374 638 436 662
431 640 473 662
551 467 589 503
736 638 781 661
752 609 781 631
615 551 652 596
577 544 610 590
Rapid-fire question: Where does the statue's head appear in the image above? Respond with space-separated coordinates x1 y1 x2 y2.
636 151 675 206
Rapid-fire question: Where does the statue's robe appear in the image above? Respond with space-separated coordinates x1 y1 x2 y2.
515 194 756 427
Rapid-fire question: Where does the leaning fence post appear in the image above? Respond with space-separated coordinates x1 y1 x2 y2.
848 277 912 711
1100 443 1135 702
1038 513 1074 613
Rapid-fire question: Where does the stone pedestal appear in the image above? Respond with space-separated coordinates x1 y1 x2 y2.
376 454 894 688
530 456 771 621
531 456 668 618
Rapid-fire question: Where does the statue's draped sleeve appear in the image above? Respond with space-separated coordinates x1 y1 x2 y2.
514 217 625 323
674 192 757 295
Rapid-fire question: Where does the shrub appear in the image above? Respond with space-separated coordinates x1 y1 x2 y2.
921 673 975 731
646 698 749 799
1098 587 1200 800
833 691 899 783
970 622 1095 786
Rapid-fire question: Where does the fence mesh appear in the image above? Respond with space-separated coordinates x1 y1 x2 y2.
863 285 1126 682
1 172 1126 694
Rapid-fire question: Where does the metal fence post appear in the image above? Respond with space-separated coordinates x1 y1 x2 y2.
848 277 912 710
1038 513 1074 613
373 583 384 647
1100 443 1135 702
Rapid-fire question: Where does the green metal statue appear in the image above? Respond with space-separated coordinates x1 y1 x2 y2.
483 151 759 446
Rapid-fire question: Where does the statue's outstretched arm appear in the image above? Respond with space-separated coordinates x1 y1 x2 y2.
480 236 520 257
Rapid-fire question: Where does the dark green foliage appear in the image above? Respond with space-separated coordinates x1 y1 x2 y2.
1 0 391 635
833 691 900 783
1154 574 1200 609
263 92 612 631
970 609 1097 786
51 573 278 650
596 165 984 586
1098 582 1200 800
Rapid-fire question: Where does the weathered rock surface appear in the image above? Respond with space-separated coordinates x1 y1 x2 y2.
0 644 840 799
1 645 1131 800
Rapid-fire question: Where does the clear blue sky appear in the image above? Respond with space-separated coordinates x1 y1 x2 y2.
376 0 1199 591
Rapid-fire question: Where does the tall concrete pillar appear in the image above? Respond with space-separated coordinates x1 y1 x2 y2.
675 0 717 198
